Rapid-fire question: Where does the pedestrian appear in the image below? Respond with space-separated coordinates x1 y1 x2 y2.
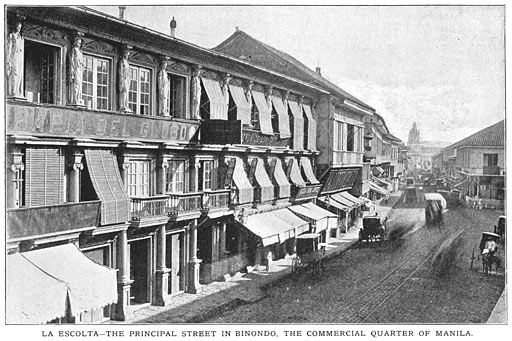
266 251 273 271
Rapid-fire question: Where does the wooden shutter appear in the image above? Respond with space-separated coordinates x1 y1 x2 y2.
25 147 64 206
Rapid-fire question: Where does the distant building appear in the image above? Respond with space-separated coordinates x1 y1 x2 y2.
407 122 449 172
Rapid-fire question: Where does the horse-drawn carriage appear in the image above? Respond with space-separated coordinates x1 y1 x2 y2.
424 193 446 236
404 186 419 205
471 232 502 275
494 215 506 240
291 233 326 276
359 215 387 243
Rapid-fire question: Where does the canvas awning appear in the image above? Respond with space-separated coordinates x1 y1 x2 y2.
6 253 69 324
271 95 291 138
228 84 251 125
253 158 274 203
373 166 385 175
317 195 350 212
372 175 391 188
270 209 310 237
252 91 273 135
370 181 388 195
288 202 337 233
338 191 365 206
12 244 118 322
232 157 254 204
201 78 228 120
300 157 320 184
302 104 317 150
287 100 304 150
84 149 130 225
288 158 306 186
243 208 307 246
270 158 291 198
331 192 357 209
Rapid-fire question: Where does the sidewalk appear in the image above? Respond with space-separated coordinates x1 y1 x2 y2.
109 191 404 324
487 288 507 324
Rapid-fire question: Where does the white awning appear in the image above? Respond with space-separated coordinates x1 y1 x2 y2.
231 157 254 204
18 244 118 319
228 84 251 125
6 253 68 324
201 78 228 120
271 95 291 138
252 91 273 135
287 100 304 150
300 157 320 184
288 158 306 186
370 181 388 195
338 191 365 206
253 158 274 203
271 158 291 198
302 103 317 150
318 195 350 212
288 202 337 233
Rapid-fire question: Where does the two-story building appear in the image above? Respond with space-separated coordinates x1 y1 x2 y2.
5 6 336 324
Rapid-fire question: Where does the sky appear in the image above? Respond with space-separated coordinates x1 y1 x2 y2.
89 4 505 144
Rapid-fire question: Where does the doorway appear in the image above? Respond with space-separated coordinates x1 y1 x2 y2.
129 238 153 304
166 232 185 295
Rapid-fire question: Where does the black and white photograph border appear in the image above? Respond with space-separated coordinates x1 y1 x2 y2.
1 0 509 340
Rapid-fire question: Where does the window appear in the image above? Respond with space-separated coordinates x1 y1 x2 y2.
127 160 150 197
82 55 109 110
24 40 59 104
347 124 355 151
483 154 498 167
129 66 151 115
198 160 213 191
250 98 259 129
166 160 185 193
271 106 279 134
169 74 186 118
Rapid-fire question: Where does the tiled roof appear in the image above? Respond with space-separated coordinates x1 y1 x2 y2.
214 30 375 112
446 120 505 150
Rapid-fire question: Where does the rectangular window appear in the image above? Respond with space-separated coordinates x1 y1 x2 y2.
483 154 498 167
127 160 150 197
129 66 151 115
166 160 185 193
198 160 213 191
24 40 59 104
337 122 343 150
347 124 355 152
82 55 109 110
169 74 186 118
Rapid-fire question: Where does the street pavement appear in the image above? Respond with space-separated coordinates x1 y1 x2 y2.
107 190 505 324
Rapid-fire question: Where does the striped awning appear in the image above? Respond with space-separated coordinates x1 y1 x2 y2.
232 157 254 204
338 191 365 206
228 84 251 125
318 195 350 212
84 149 130 225
270 158 291 198
288 158 306 186
370 181 388 195
201 78 228 120
252 91 273 135
287 100 304 150
302 104 317 150
300 157 320 184
253 158 274 203
331 192 357 208
271 95 291 138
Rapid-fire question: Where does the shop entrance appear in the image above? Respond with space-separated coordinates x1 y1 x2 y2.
129 238 153 304
166 232 185 295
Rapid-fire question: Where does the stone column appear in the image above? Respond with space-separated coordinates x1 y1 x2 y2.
68 151 84 203
154 224 170 306
115 228 133 321
157 157 169 195
7 149 24 209
189 157 200 192
187 219 202 293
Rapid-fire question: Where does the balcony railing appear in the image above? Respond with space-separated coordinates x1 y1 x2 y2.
207 189 231 210
130 195 170 221
483 166 501 175
7 200 101 241
168 192 203 216
333 151 363 165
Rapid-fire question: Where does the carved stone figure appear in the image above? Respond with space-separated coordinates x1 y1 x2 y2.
119 48 132 112
158 59 170 116
6 21 24 98
245 81 254 112
70 36 85 106
191 66 202 119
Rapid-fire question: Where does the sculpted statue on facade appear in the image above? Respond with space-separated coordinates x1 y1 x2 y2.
119 48 132 112
70 35 85 106
6 21 24 98
191 66 202 119
158 59 170 116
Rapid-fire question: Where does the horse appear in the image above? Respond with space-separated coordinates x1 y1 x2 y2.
481 240 500 275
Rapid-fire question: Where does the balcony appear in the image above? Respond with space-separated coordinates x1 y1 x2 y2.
7 200 101 242
130 195 170 223
333 151 363 165
291 184 323 203
483 166 501 175
168 189 232 220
